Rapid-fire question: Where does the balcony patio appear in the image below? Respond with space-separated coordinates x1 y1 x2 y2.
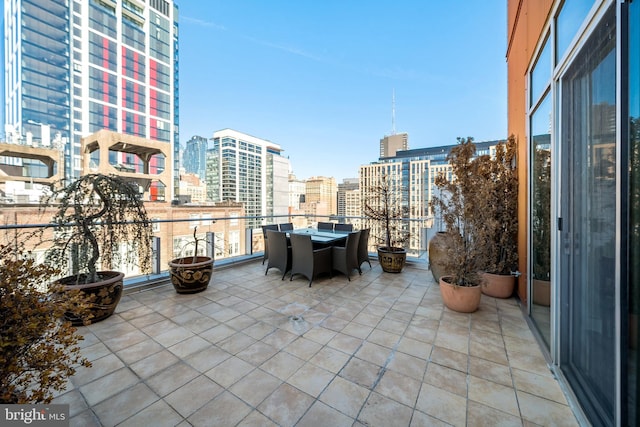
53 259 578 427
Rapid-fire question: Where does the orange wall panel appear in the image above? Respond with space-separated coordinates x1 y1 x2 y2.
506 0 553 302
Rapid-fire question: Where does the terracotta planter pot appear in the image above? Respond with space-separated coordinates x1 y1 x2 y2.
56 271 124 325
428 231 451 283
169 256 214 294
532 279 551 307
439 276 481 313
377 247 406 273
480 272 515 298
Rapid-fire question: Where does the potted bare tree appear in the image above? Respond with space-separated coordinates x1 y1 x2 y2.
168 226 214 293
38 173 152 324
476 135 519 298
430 137 486 312
363 172 409 273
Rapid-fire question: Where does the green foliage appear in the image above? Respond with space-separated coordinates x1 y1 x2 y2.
38 173 153 284
0 241 92 404
363 172 409 249
430 136 518 285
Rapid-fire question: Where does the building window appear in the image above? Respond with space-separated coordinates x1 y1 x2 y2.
555 0 595 63
530 36 551 107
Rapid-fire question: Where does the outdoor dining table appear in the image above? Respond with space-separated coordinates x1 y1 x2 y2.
288 228 349 246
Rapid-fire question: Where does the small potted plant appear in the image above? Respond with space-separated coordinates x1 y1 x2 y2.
38 173 153 325
363 172 409 273
168 226 214 293
429 137 486 312
0 240 92 403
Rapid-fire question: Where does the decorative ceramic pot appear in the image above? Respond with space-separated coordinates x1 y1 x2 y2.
169 256 214 294
480 272 516 298
57 271 124 325
439 276 481 313
428 231 451 282
377 247 406 273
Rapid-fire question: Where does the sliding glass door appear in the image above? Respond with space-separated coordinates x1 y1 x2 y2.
559 5 616 426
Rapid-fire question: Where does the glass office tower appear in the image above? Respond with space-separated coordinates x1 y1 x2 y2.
3 0 178 195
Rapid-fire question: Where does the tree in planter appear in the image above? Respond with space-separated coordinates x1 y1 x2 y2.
430 137 490 287
168 226 215 294
37 173 153 324
429 137 490 311
473 136 519 298
0 241 92 403
363 172 410 273
477 135 519 276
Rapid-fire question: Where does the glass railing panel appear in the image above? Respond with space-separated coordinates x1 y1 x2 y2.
0 212 432 289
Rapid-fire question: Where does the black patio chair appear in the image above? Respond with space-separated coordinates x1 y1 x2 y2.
357 228 372 273
332 230 361 281
265 230 291 280
279 222 294 231
261 224 280 265
334 223 353 232
289 233 332 287
318 221 334 231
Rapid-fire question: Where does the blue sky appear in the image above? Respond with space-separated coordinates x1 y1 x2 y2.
181 1 507 182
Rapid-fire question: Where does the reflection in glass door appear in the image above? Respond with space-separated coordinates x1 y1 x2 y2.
560 6 616 425
531 93 552 348
628 0 639 424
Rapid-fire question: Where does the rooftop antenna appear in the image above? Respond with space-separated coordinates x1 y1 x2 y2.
391 89 396 135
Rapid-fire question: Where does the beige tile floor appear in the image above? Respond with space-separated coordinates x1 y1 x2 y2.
53 259 580 427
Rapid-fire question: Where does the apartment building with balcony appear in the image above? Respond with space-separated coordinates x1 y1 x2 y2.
3 0 179 197
507 0 638 424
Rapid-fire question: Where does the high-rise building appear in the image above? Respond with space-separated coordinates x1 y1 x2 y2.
288 173 306 211
176 169 206 204
337 177 359 217
361 140 498 255
305 176 337 216
183 135 208 181
3 0 179 195
338 178 361 230
379 133 408 158
206 129 290 228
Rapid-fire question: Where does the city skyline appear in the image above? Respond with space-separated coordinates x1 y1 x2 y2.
178 1 508 182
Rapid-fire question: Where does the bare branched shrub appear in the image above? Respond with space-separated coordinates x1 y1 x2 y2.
0 240 92 403
363 172 409 250
478 135 518 275
38 173 152 284
430 136 518 285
